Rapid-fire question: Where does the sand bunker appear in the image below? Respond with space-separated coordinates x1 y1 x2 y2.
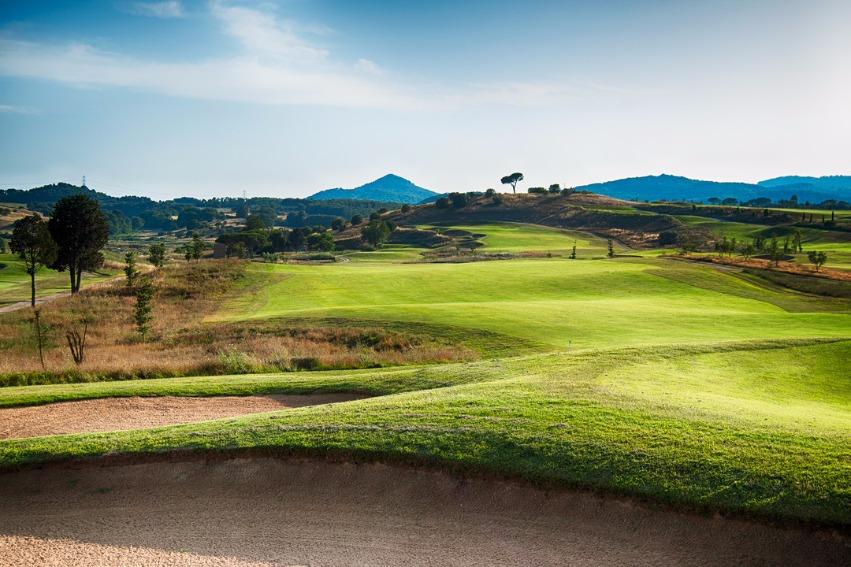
0 394 364 439
0 458 846 566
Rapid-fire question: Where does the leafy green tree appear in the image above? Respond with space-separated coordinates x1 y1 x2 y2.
184 234 205 261
245 214 267 231
435 196 450 209
449 192 468 208
307 231 335 252
124 251 138 289
10 215 57 306
569 242 577 259
48 195 109 294
607 239 615 258
739 242 756 260
350 214 363 226
500 172 524 194
767 238 781 267
401 204 412 213
148 243 166 268
134 276 155 340
331 218 345 232
548 184 561 193
528 186 547 194
361 220 392 248
807 250 827 272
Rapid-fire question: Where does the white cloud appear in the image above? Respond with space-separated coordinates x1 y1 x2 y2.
356 58 383 76
128 1 184 19
0 104 38 114
210 1 328 62
0 1 644 110
0 38 416 109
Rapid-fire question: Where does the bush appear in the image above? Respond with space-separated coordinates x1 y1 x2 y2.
401 204 411 213
548 184 561 193
291 356 320 370
449 192 468 208
528 187 548 194
435 196 450 209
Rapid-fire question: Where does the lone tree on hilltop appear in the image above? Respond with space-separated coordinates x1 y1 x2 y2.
500 172 524 194
807 250 828 272
10 215 57 307
48 194 109 294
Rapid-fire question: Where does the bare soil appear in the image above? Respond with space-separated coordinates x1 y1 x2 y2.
0 458 847 566
0 394 364 439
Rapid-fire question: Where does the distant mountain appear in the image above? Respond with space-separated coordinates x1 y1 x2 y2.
308 174 437 204
758 175 851 192
575 174 851 204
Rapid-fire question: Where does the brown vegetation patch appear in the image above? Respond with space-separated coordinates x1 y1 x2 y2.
678 254 851 282
0 260 474 385
0 394 365 439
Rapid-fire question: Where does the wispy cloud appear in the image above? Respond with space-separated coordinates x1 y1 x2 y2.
0 104 39 114
0 1 648 110
127 1 185 19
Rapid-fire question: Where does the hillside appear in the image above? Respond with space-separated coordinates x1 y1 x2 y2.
576 174 850 204
308 174 437 204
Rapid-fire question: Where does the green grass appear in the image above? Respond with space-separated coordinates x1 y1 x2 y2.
215 257 851 352
0 253 118 305
425 223 609 256
2 222 850 526
1 338 849 524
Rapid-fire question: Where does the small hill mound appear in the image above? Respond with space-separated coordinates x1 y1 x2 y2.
308 174 437 204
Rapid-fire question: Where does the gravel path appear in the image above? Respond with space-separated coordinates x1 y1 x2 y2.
0 458 847 566
0 394 364 439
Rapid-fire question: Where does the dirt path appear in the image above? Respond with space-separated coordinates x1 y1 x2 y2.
0 458 846 566
0 394 364 439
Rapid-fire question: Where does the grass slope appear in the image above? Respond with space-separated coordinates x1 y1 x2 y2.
0 253 117 305
216 258 851 351
1 339 849 524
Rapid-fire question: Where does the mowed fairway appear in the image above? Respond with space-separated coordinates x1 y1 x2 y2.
429 223 608 255
216 256 851 351
0 253 116 306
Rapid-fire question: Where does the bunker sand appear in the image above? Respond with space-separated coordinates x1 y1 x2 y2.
0 394 364 439
0 458 847 566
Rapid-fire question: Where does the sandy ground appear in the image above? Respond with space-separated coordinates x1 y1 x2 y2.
0 394 364 439
0 458 847 566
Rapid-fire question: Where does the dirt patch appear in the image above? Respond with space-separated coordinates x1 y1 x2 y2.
0 394 364 439
0 457 846 566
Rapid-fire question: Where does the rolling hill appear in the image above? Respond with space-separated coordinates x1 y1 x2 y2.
575 174 851 204
308 174 437 204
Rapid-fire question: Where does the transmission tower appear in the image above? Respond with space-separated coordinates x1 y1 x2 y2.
82 175 87 187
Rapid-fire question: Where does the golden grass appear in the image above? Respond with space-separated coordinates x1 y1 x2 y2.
0 260 472 385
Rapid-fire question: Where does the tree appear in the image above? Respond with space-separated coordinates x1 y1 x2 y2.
331 218 345 232
350 214 363 226
739 242 756 260
807 251 828 272
500 172 524 194
707 197 721 205
148 243 166 268
48 195 109 294
607 239 615 258
134 276 155 339
124 251 138 289
721 197 738 205
449 192 468 208
184 235 205 261
767 238 781 267
435 196 450 209
792 230 803 253
361 220 392 248
245 214 267 231
569 242 577 259
548 184 561 194
307 231 335 252
401 204 412 213
528 186 547 194
10 215 57 307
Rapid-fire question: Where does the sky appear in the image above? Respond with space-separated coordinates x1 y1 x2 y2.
1 0 850 200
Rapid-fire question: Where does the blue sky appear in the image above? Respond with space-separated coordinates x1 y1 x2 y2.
1 0 849 199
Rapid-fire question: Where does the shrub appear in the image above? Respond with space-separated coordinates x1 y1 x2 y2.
528 187 548 194
435 197 450 209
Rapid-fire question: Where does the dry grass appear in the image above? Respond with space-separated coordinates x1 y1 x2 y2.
0 259 472 386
